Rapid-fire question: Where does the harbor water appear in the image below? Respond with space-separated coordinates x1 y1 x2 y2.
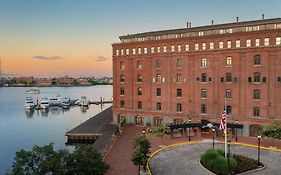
0 85 112 174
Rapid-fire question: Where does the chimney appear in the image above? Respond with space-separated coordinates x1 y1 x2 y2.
262 14 265 20
211 20 214 26
236 17 239 23
189 22 191 29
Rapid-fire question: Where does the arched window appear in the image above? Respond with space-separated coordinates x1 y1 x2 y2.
137 87 142 96
156 74 162 82
176 103 182 112
225 89 232 99
201 73 207 82
176 73 183 82
137 60 142 69
201 58 207 67
137 74 142 82
120 74 125 82
254 72 261 82
201 89 207 98
120 61 124 70
253 90 260 99
176 89 182 97
254 55 261 65
201 104 207 114
226 56 232 66
176 58 183 68
156 59 161 68
226 73 232 82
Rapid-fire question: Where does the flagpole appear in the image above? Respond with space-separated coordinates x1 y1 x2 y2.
224 98 227 159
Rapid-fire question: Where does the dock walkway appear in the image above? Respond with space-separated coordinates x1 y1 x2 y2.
65 106 117 153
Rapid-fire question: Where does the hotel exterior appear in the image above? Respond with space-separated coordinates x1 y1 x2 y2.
112 18 281 137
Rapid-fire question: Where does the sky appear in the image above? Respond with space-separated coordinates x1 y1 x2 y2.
0 0 281 78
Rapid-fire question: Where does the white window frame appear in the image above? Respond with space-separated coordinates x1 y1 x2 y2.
144 47 147 54
227 40 231 48
121 49 124 55
163 46 167 53
171 45 175 52
185 44 189 51
276 37 281 45
116 50 119 56
195 43 199 51
219 41 223 49
246 39 251 47
264 38 269 46
126 48 129 55
157 46 161 53
178 45 181 52
209 42 214 50
236 40 240 48
151 47 155 53
138 47 141 54
202 43 206 50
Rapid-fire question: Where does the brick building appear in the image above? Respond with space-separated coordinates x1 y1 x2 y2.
112 18 281 137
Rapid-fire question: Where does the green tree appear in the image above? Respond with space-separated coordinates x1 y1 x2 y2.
262 122 281 139
152 124 171 145
131 134 151 175
7 143 109 175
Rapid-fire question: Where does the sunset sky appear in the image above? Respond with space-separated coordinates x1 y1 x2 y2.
0 0 281 78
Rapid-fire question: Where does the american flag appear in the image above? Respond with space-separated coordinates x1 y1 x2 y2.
219 111 226 130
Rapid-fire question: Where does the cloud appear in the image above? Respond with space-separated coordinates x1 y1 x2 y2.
32 56 64 60
93 56 108 62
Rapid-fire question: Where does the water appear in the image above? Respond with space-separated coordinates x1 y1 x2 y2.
0 86 112 174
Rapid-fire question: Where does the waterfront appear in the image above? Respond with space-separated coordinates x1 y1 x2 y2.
0 86 112 174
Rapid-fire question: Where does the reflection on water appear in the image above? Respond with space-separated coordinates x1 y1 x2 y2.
80 106 89 113
25 106 74 118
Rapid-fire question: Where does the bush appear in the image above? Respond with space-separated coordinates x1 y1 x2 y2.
232 154 261 174
262 122 281 139
212 156 228 174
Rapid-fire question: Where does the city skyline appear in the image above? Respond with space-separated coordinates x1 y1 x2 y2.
1 0 281 77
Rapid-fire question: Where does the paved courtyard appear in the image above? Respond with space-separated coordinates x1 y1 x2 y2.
149 141 281 175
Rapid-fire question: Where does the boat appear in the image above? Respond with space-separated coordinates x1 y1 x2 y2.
40 98 49 109
49 95 63 106
61 97 71 109
26 89 40 94
79 96 89 107
25 97 35 110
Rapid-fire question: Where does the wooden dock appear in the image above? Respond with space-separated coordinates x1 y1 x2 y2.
65 106 117 153
88 100 113 105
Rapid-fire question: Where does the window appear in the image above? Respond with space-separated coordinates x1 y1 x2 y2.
275 23 281 29
157 46 161 53
226 56 232 66
156 74 162 82
137 101 142 109
225 89 232 99
120 61 124 70
226 105 232 115
156 88 161 96
253 90 260 100
156 59 161 68
151 47 155 53
195 44 199 50
219 41 223 49
227 40 231 48
120 100 125 108
246 39 251 47
201 104 207 114
120 74 125 82
253 107 260 117
137 60 142 69
276 37 281 45
201 58 207 67
121 49 124 55
226 73 232 82
176 103 182 112
264 38 269 46
137 87 142 96
176 74 183 83
278 76 281 83
254 55 261 65
163 45 167 53
202 43 206 50
210 42 214 49
171 45 175 52
154 117 163 126
116 50 119 56
156 102 161 111
201 89 207 98
126 48 129 55
176 89 182 97
199 31 205 36
178 45 181 52
138 47 141 54
185 44 189 51
236 40 240 48
254 73 261 82
120 87 124 95
137 74 142 82
201 73 207 82
255 39 260 46
155 36 161 40
177 59 183 68
144 48 147 54
133 48 136 55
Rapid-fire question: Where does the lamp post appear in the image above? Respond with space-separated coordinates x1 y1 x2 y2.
212 128 215 149
257 135 261 166
188 118 191 141
142 128 146 135
235 120 238 142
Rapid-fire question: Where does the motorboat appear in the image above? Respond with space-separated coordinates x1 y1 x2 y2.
40 98 49 109
26 89 40 94
79 96 89 107
49 95 63 106
25 97 35 110
61 97 71 109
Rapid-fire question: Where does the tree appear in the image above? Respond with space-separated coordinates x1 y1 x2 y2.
7 143 109 175
262 122 281 139
152 124 171 145
131 134 151 175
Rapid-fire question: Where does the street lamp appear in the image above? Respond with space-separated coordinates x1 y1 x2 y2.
188 118 191 141
257 135 261 166
212 128 215 149
235 120 238 142
142 128 146 135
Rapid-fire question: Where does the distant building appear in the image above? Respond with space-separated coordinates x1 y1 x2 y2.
77 78 91 86
15 76 33 86
58 75 74 86
36 78 52 86
112 17 281 137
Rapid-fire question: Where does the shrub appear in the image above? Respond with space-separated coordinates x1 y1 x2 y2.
212 156 228 174
232 154 260 174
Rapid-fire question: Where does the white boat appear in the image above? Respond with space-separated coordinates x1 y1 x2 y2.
25 97 35 110
26 89 40 94
49 95 63 106
79 96 89 107
40 98 49 109
61 97 71 109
